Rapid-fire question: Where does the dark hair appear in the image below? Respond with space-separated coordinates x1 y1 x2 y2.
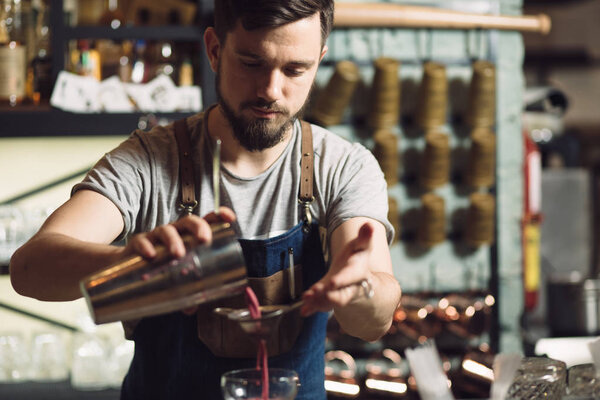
213 0 334 47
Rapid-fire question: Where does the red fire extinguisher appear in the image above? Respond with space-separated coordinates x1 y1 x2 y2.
522 131 543 311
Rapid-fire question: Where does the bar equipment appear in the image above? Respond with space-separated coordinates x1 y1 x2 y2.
310 60 360 127
80 221 246 324
373 129 399 186
420 131 450 189
221 368 299 400
364 349 409 398
506 357 567 400
466 129 496 188
466 61 496 129
367 57 401 130
417 193 446 247
464 193 495 247
416 62 448 130
325 350 360 398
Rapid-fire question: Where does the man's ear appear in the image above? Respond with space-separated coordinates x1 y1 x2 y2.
204 27 220 73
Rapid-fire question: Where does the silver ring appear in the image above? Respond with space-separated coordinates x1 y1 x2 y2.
361 278 374 299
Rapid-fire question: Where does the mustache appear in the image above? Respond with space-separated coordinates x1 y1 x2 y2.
240 99 289 115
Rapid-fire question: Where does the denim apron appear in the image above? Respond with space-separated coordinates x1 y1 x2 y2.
121 118 328 400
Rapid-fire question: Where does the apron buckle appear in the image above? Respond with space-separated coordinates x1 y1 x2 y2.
299 197 314 232
179 200 198 215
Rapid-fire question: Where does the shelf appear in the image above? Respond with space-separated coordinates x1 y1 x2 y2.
0 106 195 137
64 25 204 41
0 0 217 137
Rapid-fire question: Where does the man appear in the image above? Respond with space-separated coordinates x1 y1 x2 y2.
10 1 401 398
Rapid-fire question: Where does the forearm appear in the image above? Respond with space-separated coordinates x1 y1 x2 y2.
10 232 124 302
333 271 401 342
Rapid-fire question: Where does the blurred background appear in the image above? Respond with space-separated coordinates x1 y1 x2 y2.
1 0 599 398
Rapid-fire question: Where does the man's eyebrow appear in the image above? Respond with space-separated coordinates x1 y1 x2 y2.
235 50 262 60
235 50 316 68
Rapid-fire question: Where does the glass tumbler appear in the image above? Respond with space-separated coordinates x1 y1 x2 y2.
506 356 567 400
0 332 28 382
568 363 600 398
221 368 299 400
28 332 68 381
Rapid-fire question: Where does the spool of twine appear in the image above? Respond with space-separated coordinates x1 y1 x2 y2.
466 60 496 129
417 193 446 247
311 60 361 126
465 192 495 246
367 57 401 130
466 128 496 188
388 196 400 244
416 62 448 130
420 131 450 189
373 129 399 186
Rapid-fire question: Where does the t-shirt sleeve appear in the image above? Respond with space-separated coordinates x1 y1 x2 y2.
326 142 395 244
71 131 151 241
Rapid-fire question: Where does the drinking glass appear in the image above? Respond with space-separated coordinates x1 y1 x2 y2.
28 332 69 381
105 338 135 389
506 357 567 400
70 332 108 390
568 363 600 398
221 368 299 400
0 332 28 382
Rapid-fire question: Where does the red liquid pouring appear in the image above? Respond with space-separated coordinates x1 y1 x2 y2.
245 286 269 400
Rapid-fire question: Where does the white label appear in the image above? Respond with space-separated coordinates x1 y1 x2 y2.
50 71 101 113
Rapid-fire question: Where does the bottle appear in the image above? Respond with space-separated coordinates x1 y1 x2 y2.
178 56 194 87
0 0 29 106
76 39 101 81
98 0 123 29
117 40 133 82
29 0 52 104
154 41 176 80
130 39 148 83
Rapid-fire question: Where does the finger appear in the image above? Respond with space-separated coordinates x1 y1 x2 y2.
174 215 213 244
154 224 186 257
130 234 157 259
301 284 332 315
203 206 236 224
301 293 339 316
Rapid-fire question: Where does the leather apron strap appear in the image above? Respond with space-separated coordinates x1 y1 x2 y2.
299 120 314 230
174 117 314 219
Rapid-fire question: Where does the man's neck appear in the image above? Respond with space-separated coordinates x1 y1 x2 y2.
206 105 294 178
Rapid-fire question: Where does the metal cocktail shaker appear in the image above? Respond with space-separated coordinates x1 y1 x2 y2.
80 222 247 324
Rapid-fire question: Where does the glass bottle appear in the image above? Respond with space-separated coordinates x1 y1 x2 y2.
130 39 148 83
179 56 194 87
117 40 133 82
28 0 51 104
98 0 123 29
154 41 176 81
0 0 29 106
76 39 101 81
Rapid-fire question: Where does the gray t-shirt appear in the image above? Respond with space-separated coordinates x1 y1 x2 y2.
73 112 393 250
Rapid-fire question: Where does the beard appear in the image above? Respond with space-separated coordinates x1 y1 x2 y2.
215 65 310 152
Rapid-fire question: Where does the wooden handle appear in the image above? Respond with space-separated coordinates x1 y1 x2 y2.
334 3 551 35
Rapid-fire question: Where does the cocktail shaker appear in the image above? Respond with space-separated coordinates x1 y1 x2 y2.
80 222 247 324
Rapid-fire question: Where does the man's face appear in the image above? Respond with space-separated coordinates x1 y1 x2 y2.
212 13 326 151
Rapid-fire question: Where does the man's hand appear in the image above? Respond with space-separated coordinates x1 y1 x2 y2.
121 207 237 315
300 222 375 316
299 217 400 342
122 207 236 260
